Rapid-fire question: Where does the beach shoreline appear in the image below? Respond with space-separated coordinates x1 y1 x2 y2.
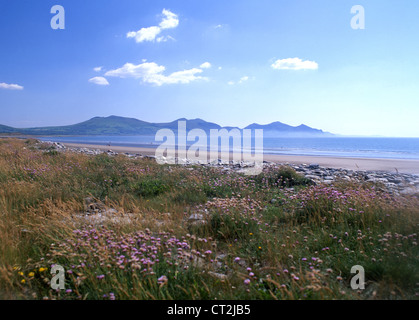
61 142 419 175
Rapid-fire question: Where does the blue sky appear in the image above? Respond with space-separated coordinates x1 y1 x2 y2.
1 0 419 137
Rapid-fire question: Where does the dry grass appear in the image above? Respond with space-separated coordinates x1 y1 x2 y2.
0 138 418 300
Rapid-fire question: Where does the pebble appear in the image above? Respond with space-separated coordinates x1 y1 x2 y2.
42 141 419 195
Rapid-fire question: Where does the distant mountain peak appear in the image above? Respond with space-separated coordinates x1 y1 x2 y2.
0 115 334 137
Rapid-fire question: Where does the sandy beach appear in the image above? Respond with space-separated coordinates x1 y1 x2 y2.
62 143 419 175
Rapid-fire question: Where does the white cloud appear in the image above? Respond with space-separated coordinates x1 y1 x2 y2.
105 61 207 86
156 35 175 43
200 62 211 69
158 68 204 85
0 82 23 90
127 9 178 43
127 26 161 43
93 66 103 72
105 62 165 79
228 76 250 86
89 77 109 86
159 9 179 29
271 58 318 70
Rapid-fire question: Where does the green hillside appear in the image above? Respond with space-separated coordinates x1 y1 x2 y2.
0 124 17 134
0 115 333 136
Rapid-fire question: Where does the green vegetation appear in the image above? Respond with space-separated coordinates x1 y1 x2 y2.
0 115 331 136
0 116 218 136
0 138 418 300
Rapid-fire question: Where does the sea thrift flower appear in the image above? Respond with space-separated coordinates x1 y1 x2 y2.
244 279 251 285
158 275 168 286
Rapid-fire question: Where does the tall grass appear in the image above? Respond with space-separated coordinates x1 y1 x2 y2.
0 138 418 300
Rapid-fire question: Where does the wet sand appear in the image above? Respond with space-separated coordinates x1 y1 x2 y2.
62 143 419 175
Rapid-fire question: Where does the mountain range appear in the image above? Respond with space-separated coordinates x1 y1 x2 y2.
0 116 334 137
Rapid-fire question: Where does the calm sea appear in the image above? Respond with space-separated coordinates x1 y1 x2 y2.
39 136 419 160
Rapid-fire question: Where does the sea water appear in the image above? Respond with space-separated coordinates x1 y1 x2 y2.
39 136 419 160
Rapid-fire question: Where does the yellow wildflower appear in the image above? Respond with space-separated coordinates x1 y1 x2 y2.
28 272 35 277
21 279 25 284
